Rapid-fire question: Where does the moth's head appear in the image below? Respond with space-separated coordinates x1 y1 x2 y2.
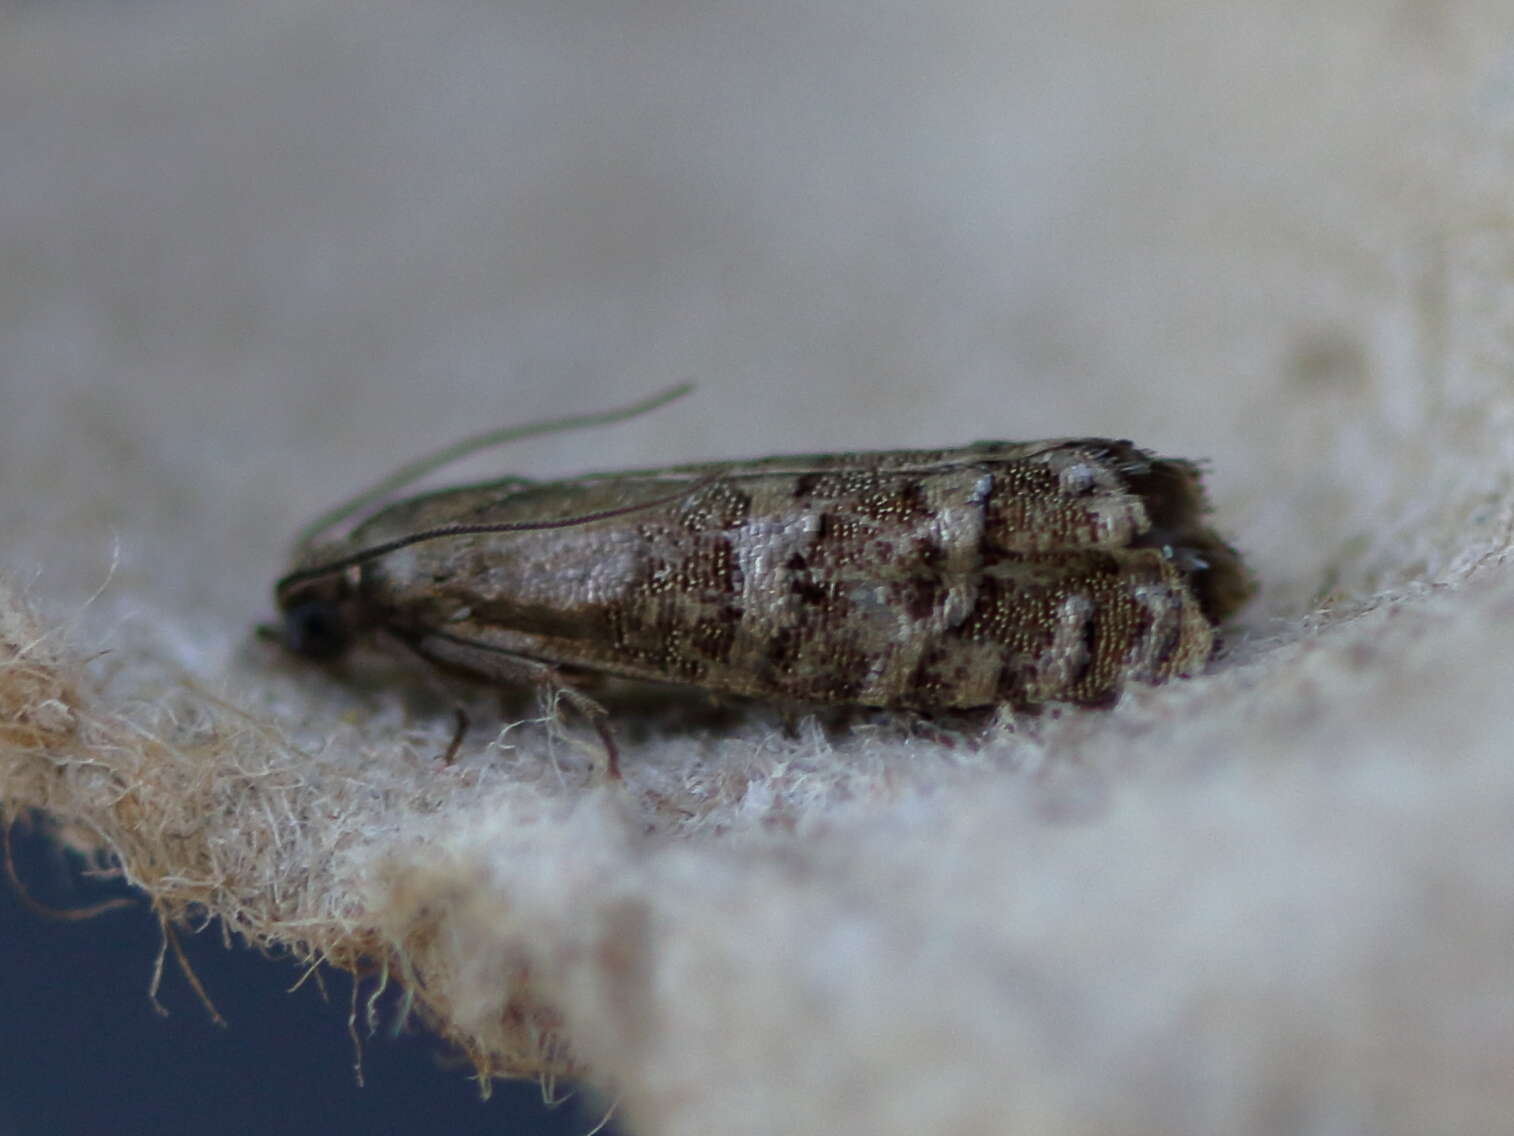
272 571 358 661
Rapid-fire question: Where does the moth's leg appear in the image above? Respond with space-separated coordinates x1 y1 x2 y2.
371 631 475 764
549 683 621 780
395 629 622 780
904 710 972 749
441 706 468 766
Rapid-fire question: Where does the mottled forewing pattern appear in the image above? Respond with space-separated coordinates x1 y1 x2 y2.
342 441 1249 711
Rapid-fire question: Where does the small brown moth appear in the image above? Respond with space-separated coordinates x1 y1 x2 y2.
272 386 1251 772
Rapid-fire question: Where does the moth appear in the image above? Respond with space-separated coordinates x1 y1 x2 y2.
272 386 1252 773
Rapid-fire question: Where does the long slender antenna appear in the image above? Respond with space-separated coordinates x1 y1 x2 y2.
293 381 695 550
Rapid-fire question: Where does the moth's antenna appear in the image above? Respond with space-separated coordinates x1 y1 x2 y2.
278 475 715 602
293 381 695 550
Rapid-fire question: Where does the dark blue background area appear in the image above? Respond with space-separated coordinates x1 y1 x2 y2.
0 825 622 1136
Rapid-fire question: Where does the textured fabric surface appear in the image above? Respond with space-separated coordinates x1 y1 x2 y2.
4 3 1514 1132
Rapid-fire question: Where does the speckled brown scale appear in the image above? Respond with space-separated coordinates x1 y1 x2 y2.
277 438 1252 714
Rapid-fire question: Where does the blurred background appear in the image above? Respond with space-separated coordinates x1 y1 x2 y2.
8 0 1487 632
0 823 604 1134
3 1 1509 1132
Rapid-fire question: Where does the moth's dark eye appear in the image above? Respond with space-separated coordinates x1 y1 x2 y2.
282 600 350 660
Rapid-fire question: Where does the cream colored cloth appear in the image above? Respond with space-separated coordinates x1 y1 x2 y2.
4 3 1514 1132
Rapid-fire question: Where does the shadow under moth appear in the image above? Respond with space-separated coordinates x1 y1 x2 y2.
270 386 1252 774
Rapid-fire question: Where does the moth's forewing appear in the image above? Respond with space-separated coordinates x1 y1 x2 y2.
326 442 1250 709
